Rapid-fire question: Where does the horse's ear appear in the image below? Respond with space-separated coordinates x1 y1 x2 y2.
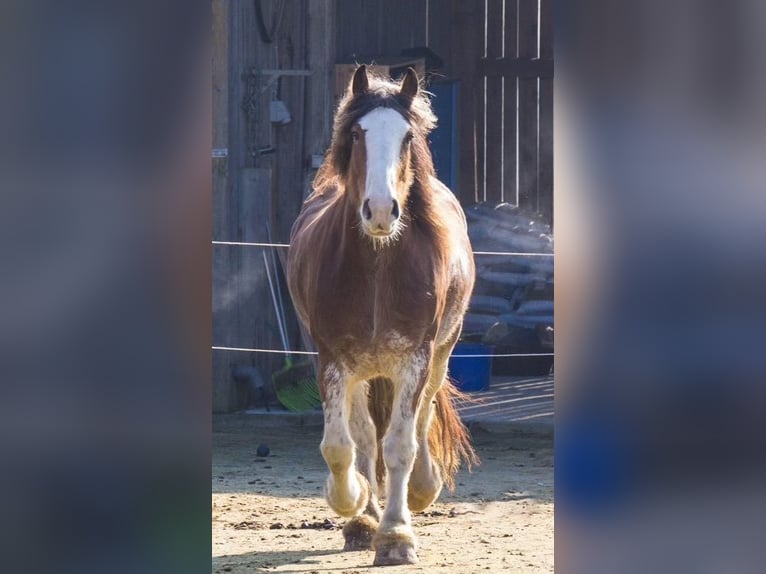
400 68 419 99
351 65 369 95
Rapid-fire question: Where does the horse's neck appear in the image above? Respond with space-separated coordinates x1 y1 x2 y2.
337 186 358 231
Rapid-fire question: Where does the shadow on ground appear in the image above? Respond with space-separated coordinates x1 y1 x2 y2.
213 547 350 574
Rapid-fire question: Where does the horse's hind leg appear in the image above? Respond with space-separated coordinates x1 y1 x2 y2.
342 382 381 550
372 351 430 566
319 363 369 518
407 355 448 512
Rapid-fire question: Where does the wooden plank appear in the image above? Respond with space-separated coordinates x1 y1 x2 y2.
213 168 283 412
241 168 271 244
273 1 308 244
538 0 553 223
304 0 336 192
213 0 249 413
449 0 481 204
427 0 452 76
212 0 233 413
335 0 378 60
239 167 282 381
502 0 518 205
215 1 307 412
538 78 553 222
381 0 427 55
336 0 430 62
212 0 229 156
484 0 504 204
408 0 428 49
504 0 518 57
212 0 229 241
517 0 539 210
335 0 356 60
270 2 307 367
474 0 487 202
539 0 553 60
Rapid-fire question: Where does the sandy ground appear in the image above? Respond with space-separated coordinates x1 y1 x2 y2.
213 415 553 573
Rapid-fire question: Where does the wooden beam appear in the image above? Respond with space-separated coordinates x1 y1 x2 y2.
503 0 519 205
539 0 553 224
449 0 481 204
479 57 554 78
484 0 504 204
517 0 539 210
249 69 312 76
304 0 336 176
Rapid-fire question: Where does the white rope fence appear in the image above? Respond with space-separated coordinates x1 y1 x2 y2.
212 239 554 359
212 345 552 358
212 239 554 258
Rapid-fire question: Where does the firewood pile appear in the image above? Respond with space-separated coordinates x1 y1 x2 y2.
463 203 554 356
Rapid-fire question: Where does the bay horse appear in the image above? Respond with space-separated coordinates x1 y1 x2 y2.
287 65 477 566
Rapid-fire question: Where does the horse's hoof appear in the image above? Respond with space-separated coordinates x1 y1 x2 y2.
343 514 378 551
373 544 419 566
372 529 418 566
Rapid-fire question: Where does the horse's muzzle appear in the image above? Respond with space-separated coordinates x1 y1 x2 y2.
361 197 400 236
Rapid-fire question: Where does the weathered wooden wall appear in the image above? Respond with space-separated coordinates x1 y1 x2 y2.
212 0 290 412
335 0 428 60
212 0 552 412
212 0 336 412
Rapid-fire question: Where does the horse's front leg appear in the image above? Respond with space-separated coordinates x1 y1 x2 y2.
342 381 382 550
373 349 431 566
319 362 369 518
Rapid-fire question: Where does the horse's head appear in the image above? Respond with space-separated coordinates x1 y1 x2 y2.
333 65 434 244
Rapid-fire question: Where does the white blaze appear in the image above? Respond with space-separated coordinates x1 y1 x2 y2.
358 108 409 231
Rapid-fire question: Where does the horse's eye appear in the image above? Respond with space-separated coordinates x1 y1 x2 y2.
351 131 359 142
404 132 414 144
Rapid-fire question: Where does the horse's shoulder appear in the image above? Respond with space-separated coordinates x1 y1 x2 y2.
428 176 467 227
291 185 342 240
303 184 341 214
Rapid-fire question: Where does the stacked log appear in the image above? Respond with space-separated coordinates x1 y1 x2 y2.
463 203 554 358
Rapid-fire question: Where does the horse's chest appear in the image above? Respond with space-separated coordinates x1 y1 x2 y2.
316 260 436 342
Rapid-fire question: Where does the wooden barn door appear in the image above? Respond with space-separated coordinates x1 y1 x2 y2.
462 0 553 223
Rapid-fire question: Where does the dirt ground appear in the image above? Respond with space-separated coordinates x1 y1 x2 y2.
213 415 553 573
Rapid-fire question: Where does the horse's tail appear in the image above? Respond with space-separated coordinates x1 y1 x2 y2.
367 377 393 490
428 379 479 490
367 377 478 493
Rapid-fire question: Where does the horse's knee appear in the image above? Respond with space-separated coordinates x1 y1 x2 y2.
382 432 416 472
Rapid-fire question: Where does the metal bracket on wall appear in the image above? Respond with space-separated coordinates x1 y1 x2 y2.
242 69 312 164
242 69 312 112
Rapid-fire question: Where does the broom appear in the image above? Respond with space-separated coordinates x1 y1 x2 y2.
263 250 321 412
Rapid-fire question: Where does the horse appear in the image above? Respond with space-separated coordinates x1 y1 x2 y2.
287 65 477 566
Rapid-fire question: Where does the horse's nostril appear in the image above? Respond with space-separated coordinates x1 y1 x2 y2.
362 199 372 220
391 199 400 219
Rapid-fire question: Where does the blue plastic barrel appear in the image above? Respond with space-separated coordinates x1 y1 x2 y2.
448 343 492 392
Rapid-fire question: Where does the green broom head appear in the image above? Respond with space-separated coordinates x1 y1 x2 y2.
272 359 321 412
